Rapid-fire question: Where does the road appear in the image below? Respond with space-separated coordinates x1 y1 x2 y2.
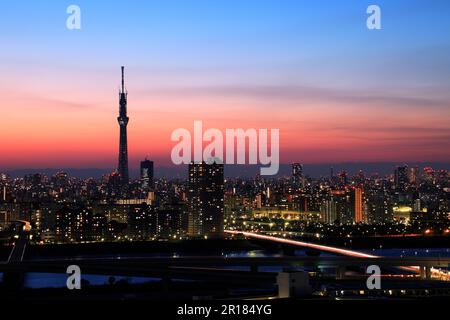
225 230 378 258
225 230 450 280
6 221 30 263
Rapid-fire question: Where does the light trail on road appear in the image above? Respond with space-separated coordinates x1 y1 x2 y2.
225 230 450 280
225 230 378 258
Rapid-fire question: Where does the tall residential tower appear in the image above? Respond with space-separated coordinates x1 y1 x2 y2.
140 158 154 191
292 163 304 188
188 161 224 237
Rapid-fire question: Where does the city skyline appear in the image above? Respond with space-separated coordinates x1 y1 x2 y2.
1 0 450 306
1 0 450 169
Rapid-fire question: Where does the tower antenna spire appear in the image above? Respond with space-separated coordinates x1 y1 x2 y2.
121 66 125 93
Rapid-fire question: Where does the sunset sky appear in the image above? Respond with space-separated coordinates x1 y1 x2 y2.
1 0 449 169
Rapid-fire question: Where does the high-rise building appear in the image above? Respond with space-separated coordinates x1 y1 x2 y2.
292 163 303 187
90 214 107 241
1 185 6 202
338 171 348 186
365 188 393 224
117 66 129 184
140 159 154 190
321 199 337 224
408 166 419 185
354 187 364 223
331 190 352 224
55 205 93 242
156 207 185 239
414 199 421 212
394 165 408 191
127 203 156 240
188 161 224 237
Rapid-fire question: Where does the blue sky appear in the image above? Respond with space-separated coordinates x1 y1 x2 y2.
3 0 450 84
0 1 449 168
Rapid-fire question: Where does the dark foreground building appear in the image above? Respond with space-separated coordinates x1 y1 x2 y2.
188 161 224 237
